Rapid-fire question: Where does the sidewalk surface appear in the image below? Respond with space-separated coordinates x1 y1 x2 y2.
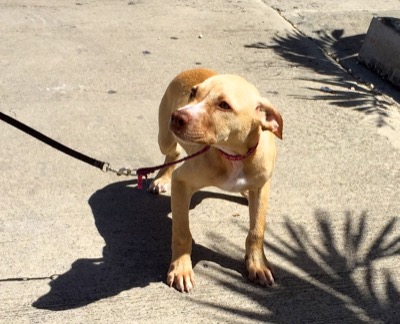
1 1 399 323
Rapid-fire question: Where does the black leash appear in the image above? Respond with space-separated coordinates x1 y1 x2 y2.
0 111 107 171
0 111 211 189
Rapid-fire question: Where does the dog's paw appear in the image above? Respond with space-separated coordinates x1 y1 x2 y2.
148 178 170 194
167 256 195 292
240 190 249 201
245 254 275 286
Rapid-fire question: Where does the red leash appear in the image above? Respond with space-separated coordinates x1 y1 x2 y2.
136 140 259 189
135 145 210 189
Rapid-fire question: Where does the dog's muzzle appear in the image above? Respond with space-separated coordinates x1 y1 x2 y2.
170 110 191 135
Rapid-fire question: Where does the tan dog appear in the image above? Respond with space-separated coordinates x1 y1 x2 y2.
149 68 283 292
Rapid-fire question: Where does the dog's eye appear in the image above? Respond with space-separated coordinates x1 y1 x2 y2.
219 101 232 110
189 87 197 100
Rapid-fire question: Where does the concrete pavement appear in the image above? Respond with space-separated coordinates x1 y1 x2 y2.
1 0 399 323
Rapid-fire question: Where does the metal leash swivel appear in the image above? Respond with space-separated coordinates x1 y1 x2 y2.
102 163 137 177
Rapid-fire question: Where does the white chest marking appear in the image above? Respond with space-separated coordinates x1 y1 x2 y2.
220 162 248 192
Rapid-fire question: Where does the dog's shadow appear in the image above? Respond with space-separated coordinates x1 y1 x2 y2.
33 179 247 310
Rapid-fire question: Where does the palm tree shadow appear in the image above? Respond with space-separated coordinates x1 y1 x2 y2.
245 30 399 128
33 180 247 311
267 210 400 323
199 210 400 323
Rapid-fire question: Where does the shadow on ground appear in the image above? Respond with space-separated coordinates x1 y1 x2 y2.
199 210 400 323
33 180 399 322
32 180 246 311
245 30 399 127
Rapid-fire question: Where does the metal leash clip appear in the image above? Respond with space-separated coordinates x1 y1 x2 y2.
102 163 136 176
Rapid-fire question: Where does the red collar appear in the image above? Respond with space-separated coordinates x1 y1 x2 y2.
218 141 259 161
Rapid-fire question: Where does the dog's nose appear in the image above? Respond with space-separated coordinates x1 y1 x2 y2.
170 110 191 133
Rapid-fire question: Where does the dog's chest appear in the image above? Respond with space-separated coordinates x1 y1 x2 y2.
219 162 248 192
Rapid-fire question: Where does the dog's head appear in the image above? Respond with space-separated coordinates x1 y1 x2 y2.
169 74 283 150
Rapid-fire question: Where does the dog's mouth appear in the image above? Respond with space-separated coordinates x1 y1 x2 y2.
172 132 206 144
171 128 216 145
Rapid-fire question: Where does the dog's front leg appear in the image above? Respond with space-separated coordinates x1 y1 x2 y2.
167 174 195 292
245 180 275 286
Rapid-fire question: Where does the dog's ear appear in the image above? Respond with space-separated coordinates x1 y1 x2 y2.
256 98 283 139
